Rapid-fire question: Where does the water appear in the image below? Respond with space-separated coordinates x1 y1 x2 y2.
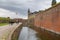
18 27 38 40
18 26 59 40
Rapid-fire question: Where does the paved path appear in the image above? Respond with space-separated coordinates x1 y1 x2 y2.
0 23 22 40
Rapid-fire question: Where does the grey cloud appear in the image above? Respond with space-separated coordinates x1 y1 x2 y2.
0 0 59 19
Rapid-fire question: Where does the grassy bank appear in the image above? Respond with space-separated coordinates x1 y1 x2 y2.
0 23 8 26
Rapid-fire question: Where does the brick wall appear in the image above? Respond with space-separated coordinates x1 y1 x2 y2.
34 4 60 30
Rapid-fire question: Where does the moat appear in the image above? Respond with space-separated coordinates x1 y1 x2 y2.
18 27 41 40
18 26 60 40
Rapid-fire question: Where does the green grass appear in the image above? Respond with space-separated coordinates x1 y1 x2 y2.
0 23 8 26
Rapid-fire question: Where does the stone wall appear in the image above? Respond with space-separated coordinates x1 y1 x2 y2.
11 24 23 40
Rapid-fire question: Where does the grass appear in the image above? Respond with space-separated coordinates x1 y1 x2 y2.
0 23 8 26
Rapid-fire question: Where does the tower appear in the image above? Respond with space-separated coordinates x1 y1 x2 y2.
28 8 30 15
51 0 57 6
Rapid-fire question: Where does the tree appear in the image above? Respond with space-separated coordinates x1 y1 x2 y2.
52 0 57 6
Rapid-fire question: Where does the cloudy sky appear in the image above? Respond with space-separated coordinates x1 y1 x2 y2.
0 0 60 19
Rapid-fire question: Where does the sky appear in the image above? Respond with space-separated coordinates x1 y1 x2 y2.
0 0 60 19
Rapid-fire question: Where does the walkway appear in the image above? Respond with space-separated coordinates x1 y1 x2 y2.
0 23 22 40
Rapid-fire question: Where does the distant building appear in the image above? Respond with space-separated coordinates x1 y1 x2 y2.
28 9 40 26
12 18 27 23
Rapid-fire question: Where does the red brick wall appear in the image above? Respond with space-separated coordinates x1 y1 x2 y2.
34 4 60 29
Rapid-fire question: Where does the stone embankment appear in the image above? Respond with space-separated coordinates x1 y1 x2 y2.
29 25 60 40
11 23 23 40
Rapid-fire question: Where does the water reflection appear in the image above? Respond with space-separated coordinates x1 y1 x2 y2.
18 27 38 40
18 26 59 40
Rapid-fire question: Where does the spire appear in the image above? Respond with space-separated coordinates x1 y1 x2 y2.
28 8 30 15
51 0 57 6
